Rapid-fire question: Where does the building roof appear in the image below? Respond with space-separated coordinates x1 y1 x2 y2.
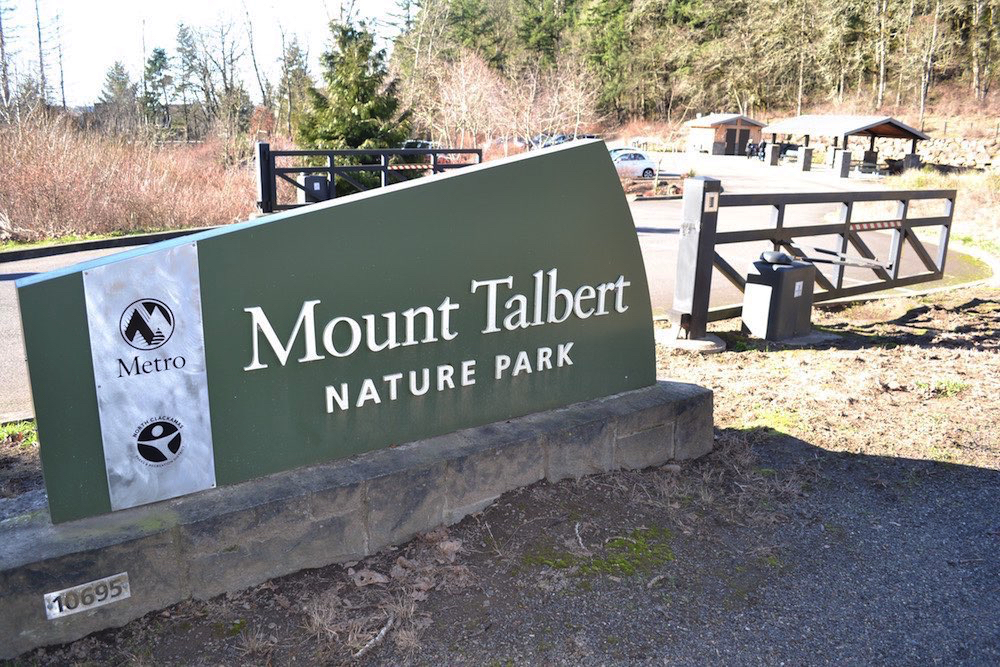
684 113 766 128
761 115 930 140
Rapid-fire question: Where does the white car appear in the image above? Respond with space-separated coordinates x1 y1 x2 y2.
613 150 657 179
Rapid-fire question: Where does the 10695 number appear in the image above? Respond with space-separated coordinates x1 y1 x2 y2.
44 572 131 620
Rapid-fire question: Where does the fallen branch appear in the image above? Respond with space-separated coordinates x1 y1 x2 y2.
353 615 394 660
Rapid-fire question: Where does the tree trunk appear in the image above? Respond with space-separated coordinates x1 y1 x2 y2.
919 0 941 130
796 0 806 115
34 0 46 103
181 88 190 141
876 0 888 109
895 0 915 107
986 2 996 97
0 0 10 110
244 5 269 109
56 16 66 110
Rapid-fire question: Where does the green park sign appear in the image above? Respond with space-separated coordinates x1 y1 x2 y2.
16 140 655 523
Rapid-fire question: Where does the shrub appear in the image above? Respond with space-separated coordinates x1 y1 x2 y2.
0 115 256 242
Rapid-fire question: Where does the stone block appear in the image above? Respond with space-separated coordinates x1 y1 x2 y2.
0 518 185 658
176 475 367 599
443 433 545 524
674 387 714 460
365 456 447 552
545 418 614 482
614 422 675 470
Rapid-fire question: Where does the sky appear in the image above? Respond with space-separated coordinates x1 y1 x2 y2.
4 0 403 107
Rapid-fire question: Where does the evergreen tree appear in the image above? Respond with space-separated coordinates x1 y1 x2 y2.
98 62 141 134
175 24 199 139
276 35 313 138
516 0 578 65
298 21 410 149
142 47 172 128
448 0 508 67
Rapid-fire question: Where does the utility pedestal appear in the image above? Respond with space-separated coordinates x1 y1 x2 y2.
833 149 852 178
742 256 816 341
766 143 781 166
800 147 814 172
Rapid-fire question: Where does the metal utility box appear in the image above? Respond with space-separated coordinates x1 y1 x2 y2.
742 259 816 340
296 174 330 204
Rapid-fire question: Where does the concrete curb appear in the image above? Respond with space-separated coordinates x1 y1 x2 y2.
633 194 683 202
0 412 33 426
0 227 215 264
0 380 713 659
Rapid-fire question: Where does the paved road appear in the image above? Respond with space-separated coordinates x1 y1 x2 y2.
0 155 982 420
2 248 125 420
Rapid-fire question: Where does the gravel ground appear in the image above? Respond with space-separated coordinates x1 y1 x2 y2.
5 286 1000 666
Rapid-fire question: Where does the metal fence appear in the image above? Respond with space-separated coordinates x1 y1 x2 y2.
671 177 957 338
255 142 483 213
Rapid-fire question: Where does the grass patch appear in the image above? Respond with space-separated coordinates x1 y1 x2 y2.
915 378 970 397
0 421 38 448
742 408 802 436
522 527 675 578
0 230 173 252
953 233 1000 258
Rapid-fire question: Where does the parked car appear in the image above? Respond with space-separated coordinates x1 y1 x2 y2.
400 139 437 150
482 136 528 152
528 134 551 149
540 133 600 148
612 150 657 179
541 134 572 148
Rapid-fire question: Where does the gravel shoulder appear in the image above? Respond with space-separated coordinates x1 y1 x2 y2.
4 286 1000 666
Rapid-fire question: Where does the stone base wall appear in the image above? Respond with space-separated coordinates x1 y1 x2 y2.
0 380 713 659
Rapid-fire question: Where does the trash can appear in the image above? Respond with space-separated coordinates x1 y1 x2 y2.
741 252 816 341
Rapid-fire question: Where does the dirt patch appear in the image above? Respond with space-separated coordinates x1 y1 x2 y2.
8 286 1000 665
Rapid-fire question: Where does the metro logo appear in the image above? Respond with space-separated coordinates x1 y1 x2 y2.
119 299 174 350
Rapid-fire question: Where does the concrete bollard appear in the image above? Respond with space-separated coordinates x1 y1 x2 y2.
765 143 780 166
833 149 852 178
800 147 813 172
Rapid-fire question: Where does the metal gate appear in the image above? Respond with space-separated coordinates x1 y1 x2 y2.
671 177 957 338
255 142 483 213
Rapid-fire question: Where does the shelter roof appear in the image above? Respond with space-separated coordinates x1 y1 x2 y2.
684 113 766 128
761 115 929 140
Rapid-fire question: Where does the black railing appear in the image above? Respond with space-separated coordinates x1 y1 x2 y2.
671 178 956 338
255 142 483 213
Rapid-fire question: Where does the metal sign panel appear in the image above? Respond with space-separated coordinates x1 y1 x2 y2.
17 140 655 523
82 243 215 510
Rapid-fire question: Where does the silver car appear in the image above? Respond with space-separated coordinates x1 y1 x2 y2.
612 150 657 179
